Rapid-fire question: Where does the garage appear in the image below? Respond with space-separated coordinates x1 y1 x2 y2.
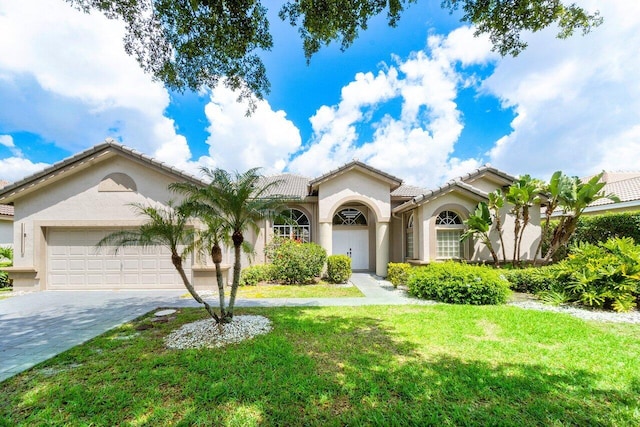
47 228 190 290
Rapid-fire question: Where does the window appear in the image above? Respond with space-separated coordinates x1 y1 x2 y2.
435 210 464 259
273 209 310 242
406 213 414 259
333 208 367 226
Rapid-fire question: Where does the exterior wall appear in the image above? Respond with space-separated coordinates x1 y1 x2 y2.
0 217 12 247
422 194 475 261
464 176 507 194
9 156 205 290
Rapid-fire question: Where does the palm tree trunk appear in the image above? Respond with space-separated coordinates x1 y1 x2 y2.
214 261 226 318
225 242 243 322
171 254 218 322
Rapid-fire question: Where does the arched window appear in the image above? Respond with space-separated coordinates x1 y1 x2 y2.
406 213 414 259
333 208 367 226
273 208 310 243
435 210 464 259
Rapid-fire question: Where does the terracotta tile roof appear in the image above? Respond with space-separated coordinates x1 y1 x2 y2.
391 184 428 198
456 164 516 185
258 174 311 199
589 174 640 207
0 204 13 217
393 180 490 214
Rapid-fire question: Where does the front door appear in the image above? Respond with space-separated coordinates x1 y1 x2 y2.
332 228 369 270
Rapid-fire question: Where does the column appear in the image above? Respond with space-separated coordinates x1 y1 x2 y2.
375 221 389 277
319 221 333 256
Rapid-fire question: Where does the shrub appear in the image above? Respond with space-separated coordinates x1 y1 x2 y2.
387 262 411 288
555 237 640 312
271 239 327 284
407 262 510 305
0 247 13 288
239 264 274 286
504 265 564 294
326 255 351 283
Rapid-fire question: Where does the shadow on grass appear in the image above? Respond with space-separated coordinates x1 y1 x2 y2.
1 306 639 426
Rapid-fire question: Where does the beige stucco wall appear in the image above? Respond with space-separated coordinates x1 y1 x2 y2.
411 190 542 263
10 155 212 290
317 169 391 222
463 175 507 195
0 217 12 247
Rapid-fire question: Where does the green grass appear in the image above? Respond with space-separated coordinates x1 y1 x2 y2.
183 283 364 299
229 283 364 298
1 305 639 426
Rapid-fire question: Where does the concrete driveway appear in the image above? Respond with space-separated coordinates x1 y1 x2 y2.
0 290 187 382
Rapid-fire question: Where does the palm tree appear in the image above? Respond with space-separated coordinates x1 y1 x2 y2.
461 202 500 264
96 202 219 320
505 175 543 264
541 172 619 263
197 167 285 322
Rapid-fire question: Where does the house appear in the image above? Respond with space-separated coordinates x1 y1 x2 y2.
581 172 640 215
0 180 13 248
0 139 541 292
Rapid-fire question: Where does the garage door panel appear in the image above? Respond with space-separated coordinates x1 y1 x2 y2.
47 228 191 289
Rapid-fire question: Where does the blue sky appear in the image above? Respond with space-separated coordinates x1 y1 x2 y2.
1 0 639 187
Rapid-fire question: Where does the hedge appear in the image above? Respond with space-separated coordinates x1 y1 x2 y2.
271 240 327 284
407 262 510 305
503 265 564 294
239 264 274 286
387 262 411 288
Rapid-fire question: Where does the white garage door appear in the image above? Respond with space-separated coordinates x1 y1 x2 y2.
47 229 190 290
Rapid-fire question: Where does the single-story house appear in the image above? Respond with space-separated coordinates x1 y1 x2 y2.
0 139 541 292
0 180 13 248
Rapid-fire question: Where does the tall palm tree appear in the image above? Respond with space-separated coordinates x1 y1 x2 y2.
96 202 219 320
197 167 285 322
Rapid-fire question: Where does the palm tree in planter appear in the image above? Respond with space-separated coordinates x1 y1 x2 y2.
96 202 219 321
173 167 285 323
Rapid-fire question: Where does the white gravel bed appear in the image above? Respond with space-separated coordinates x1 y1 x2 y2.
508 300 640 324
165 315 272 349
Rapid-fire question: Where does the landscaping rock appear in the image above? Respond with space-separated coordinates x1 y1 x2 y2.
164 315 272 349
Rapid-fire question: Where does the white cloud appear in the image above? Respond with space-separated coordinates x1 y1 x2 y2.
289 26 492 185
0 135 49 182
484 0 640 178
203 85 302 173
0 0 193 171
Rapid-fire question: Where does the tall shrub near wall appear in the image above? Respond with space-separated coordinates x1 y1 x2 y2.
387 262 411 288
271 239 327 284
326 255 351 283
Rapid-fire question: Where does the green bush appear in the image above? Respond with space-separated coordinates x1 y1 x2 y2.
0 247 13 288
239 264 274 286
326 255 351 283
387 262 411 288
554 237 640 312
504 265 564 294
407 262 510 305
271 239 327 284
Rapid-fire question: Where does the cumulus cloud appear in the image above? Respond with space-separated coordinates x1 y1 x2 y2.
289 26 494 185
0 135 49 183
484 0 640 178
204 85 302 173
0 0 192 171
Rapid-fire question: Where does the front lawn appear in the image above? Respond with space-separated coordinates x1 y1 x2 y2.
229 283 364 298
1 305 639 425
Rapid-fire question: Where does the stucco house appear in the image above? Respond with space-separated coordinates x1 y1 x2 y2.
0 140 541 292
0 180 13 248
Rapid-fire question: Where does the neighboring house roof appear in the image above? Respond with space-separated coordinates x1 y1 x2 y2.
0 139 205 204
393 165 516 214
309 160 403 191
0 180 12 219
586 173 640 210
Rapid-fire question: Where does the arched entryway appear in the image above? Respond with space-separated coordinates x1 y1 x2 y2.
332 207 370 270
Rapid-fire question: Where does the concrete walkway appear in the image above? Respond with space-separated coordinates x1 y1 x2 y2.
0 273 423 382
